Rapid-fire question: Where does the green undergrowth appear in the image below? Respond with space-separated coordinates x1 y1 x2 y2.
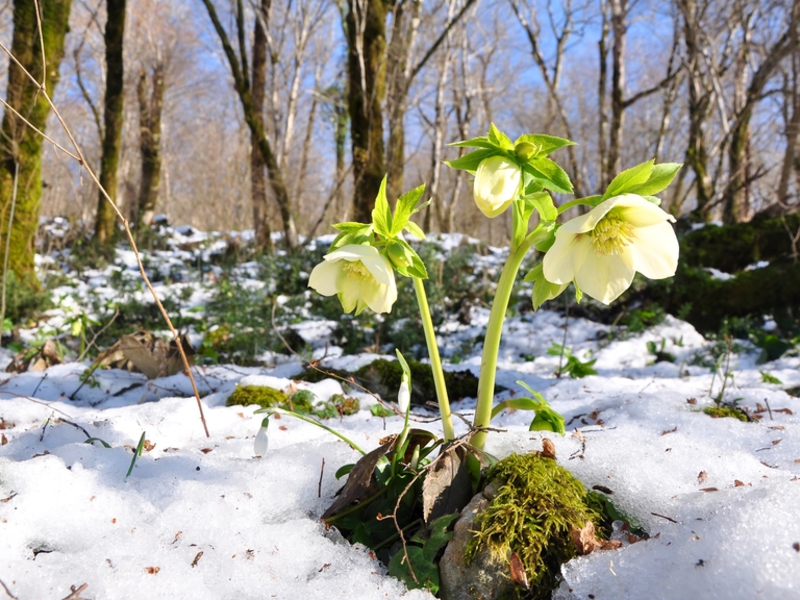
703 405 749 422
465 453 603 600
226 385 359 419
296 358 481 406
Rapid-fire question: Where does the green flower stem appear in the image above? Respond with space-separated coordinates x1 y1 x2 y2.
557 197 597 214
412 276 455 441
255 407 366 455
472 233 538 451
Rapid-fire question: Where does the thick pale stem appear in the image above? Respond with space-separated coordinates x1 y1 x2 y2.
412 276 455 441
472 235 537 451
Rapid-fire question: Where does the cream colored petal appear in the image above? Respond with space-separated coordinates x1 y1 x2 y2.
361 253 395 286
575 249 635 305
613 194 675 227
543 230 590 284
308 260 342 296
474 156 521 218
325 243 379 263
559 198 622 234
361 274 397 314
628 221 679 279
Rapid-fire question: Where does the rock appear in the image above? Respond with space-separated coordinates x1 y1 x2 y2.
438 488 515 600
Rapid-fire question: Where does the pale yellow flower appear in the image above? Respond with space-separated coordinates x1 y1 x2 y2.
308 244 398 315
473 156 522 218
543 194 678 304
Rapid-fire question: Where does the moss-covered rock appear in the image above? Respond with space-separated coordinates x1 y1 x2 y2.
226 385 289 409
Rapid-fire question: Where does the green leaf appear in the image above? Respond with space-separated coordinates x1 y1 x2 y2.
525 158 573 194
448 136 497 150
514 133 575 158
444 148 498 173
396 349 411 383
525 192 557 223
487 123 514 151
388 238 428 279
529 406 566 435
125 431 146 479
524 263 568 310
371 176 393 237
333 221 370 233
404 220 426 239
603 159 655 200
626 163 682 197
511 200 533 252
391 184 426 236
423 513 459 561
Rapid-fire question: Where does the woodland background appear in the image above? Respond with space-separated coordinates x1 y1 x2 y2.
0 0 799 301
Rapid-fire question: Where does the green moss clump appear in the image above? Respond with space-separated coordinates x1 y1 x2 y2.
465 453 599 599
226 385 289 408
703 405 749 422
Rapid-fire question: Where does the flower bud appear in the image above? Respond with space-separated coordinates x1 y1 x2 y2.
514 141 537 161
254 417 269 456
398 378 410 414
473 156 522 218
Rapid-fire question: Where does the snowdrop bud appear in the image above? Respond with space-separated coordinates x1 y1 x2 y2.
254 417 269 456
398 378 410 414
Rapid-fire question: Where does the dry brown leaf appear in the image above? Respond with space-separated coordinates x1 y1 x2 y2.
571 521 597 555
541 438 556 459
142 440 155 452
191 551 203 568
1 433 6 446
699 487 718 492
697 471 707 484
661 426 677 435
734 480 746 487
686 398 697 405
599 540 623 551
200 448 213 454
145 566 160 575
508 552 529 589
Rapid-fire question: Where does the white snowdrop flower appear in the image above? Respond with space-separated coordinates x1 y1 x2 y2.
473 156 522 218
308 244 398 315
254 418 269 456
543 194 678 305
398 378 410 414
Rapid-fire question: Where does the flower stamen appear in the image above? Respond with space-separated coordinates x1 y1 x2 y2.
590 211 634 256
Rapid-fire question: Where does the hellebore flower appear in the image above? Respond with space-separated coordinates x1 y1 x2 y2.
254 417 269 456
308 244 398 315
543 194 678 304
473 156 522 218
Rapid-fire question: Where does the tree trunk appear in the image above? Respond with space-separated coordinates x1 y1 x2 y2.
136 64 165 232
94 0 126 245
606 0 627 184
250 0 273 252
0 0 73 295
597 0 609 187
345 0 387 224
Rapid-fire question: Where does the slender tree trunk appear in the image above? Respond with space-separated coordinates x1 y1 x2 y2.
333 85 348 219
0 0 73 295
606 0 627 184
345 0 387 224
250 0 273 251
597 0 609 187
136 64 165 232
94 0 126 245
774 48 800 215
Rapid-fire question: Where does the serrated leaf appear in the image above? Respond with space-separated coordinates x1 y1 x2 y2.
487 123 514 151
525 192 557 222
525 158 573 194
333 221 370 233
524 263 568 310
626 162 682 197
404 220 426 239
448 136 497 150
603 159 654 200
371 176 392 237
514 133 575 157
392 184 426 235
445 148 499 173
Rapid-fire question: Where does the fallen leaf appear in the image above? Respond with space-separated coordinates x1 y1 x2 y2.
793 543 799 552
775 408 793 415
697 471 707 484
592 484 613 495
571 521 597 555
191 551 203 568
143 439 155 452
600 540 623 551
772 439 782 446
421 445 472 524
699 487 718 492
200 448 213 454
686 398 697 405
661 427 677 435
508 552 529 589
541 438 556 459
145 566 160 574
1 433 6 446
734 480 745 487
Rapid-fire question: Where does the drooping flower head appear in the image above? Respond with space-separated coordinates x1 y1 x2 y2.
308 244 398 315
542 194 678 304
254 417 269 456
473 156 522 218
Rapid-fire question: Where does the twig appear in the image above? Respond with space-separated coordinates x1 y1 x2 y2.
77 306 120 362
0 161 19 343
59 418 91 439
650 512 678 524
318 457 325 498
764 398 773 421
60 583 88 600
0 16 210 438
0 576 19 600
40 411 53 442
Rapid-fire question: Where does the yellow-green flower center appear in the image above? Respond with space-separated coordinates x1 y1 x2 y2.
590 211 634 256
342 259 373 282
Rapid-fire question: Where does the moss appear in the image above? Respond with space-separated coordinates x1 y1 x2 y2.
226 385 289 409
465 453 599 599
703 405 749 422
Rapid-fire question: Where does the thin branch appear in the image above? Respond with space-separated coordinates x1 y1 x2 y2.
0 576 19 600
409 0 477 83
0 96 81 162
0 161 18 343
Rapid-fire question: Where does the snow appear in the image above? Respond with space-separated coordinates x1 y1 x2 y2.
1 227 800 599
